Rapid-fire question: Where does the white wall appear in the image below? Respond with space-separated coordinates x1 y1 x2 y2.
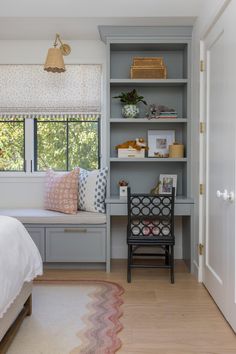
0 40 105 64
0 0 202 18
191 0 229 278
0 38 185 259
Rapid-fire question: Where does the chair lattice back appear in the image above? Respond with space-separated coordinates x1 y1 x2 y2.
127 187 175 241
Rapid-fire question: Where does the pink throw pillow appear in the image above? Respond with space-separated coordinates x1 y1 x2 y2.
44 169 79 214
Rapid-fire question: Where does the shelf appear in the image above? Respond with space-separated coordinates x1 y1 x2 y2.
110 118 188 123
109 157 187 162
110 79 188 87
110 43 188 51
106 195 194 204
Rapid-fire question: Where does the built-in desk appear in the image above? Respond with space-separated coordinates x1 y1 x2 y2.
106 196 194 272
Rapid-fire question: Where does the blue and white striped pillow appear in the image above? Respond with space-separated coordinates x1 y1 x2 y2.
78 167 108 213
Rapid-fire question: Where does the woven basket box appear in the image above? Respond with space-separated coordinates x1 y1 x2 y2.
130 66 167 79
118 148 145 158
169 144 184 158
132 57 165 67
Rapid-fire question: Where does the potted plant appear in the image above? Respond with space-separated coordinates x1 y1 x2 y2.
113 89 147 118
118 179 129 197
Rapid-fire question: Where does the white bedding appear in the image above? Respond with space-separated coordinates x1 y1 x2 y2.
0 216 42 318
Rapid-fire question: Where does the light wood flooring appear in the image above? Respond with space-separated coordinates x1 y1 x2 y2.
36 260 236 354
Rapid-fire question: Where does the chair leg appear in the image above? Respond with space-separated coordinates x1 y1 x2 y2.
127 244 132 283
170 245 175 284
165 245 169 265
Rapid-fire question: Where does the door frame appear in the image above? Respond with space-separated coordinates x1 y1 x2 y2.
198 0 232 282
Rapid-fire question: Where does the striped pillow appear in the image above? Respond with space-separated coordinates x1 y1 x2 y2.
44 168 79 214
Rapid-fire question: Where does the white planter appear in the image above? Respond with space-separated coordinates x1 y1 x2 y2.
119 186 128 197
122 104 139 118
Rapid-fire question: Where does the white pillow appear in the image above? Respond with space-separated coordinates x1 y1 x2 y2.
78 167 108 213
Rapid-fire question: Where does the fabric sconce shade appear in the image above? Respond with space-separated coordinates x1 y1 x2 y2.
44 48 65 73
44 34 71 73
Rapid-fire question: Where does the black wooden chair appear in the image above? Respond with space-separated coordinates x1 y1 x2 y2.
127 187 175 283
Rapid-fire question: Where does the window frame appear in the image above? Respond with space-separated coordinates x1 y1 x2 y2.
33 116 101 172
0 117 26 172
0 115 101 176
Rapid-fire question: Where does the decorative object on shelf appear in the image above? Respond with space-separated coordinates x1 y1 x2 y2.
116 137 148 158
148 130 175 157
146 104 159 119
159 174 177 195
113 89 147 118
146 104 177 119
150 180 161 195
119 179 129 197
122 105 139 118
169 143 184 158
44 33 71 73
130 57 167 79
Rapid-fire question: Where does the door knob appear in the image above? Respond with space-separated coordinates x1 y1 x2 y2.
216 189 227 199
228 191 234 202
216 190 234 202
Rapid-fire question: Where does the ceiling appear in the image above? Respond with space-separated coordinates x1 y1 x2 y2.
0 0 203 40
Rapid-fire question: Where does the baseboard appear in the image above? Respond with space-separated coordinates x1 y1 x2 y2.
193 260 199 280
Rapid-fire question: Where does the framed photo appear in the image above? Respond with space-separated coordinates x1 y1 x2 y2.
148 130 175 157
159 174 177 195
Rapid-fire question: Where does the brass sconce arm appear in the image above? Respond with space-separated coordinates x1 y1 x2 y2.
53 33 71 56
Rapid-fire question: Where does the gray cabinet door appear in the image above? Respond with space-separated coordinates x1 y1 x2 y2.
45 227 106 262
25 227 45 261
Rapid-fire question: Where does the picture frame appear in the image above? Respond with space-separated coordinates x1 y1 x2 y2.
159 174 177 195
147 130 175 157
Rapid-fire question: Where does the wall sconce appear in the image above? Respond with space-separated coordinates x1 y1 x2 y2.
44 33 71 73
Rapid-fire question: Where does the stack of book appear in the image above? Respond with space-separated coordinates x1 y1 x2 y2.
158 111 178 119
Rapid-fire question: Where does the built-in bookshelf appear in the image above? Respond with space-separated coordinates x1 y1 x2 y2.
99 26 193 272
105 37 191 200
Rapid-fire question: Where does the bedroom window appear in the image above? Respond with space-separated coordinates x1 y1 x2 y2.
0 117 25 171
34 115 100 171
0 64 102 174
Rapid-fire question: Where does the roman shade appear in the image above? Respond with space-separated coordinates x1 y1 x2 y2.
0 64 101 114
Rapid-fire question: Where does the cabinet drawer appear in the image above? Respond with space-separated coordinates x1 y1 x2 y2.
45 227 106 262
25 227 45 261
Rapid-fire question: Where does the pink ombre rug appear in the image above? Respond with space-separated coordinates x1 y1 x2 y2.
8 281 124 354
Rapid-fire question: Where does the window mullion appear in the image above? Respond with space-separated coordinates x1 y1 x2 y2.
24 118 34 173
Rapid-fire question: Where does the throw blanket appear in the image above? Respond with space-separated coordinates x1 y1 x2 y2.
0 216 42 318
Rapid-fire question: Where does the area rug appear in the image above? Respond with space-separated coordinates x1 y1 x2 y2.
7 281 124 354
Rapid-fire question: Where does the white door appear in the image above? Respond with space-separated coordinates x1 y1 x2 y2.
203 0 236 331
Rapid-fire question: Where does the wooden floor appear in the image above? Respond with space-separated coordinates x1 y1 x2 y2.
36 260 236 354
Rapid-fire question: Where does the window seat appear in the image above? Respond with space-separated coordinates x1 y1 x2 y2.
0 209 109 270
0 209 106 224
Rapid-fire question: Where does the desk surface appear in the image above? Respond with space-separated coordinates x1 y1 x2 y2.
106 195 194 204
106 196 194 216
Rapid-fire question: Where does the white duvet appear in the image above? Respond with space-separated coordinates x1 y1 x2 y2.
0 216 42 318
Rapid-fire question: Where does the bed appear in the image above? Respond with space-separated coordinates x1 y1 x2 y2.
0 216 42 353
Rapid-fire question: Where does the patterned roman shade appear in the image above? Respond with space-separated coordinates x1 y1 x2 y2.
0 64 101 114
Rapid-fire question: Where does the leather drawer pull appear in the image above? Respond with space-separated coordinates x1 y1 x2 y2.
64 228 87 233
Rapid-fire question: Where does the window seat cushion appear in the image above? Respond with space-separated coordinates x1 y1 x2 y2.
0 209 106 225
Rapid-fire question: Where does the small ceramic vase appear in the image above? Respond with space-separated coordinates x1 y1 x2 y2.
122 104 139 118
